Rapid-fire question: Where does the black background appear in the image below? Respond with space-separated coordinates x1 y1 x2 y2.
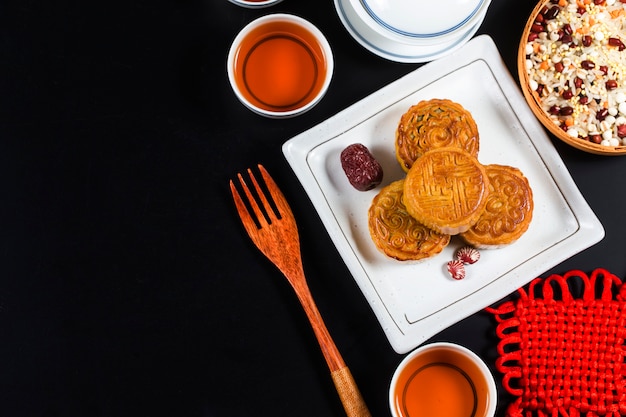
2 0 626 416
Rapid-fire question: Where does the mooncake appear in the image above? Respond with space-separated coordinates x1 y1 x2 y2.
368 179 450 261
460 164 533 248
395 99 480 172
403 147 489 235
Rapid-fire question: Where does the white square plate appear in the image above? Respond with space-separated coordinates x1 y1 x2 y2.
282 35 604 354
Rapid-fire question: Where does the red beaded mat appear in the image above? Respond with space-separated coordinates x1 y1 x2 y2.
487 269 626 417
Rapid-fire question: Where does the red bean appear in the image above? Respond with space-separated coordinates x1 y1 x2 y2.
596 108 609 120
562 89 574 99
560 106 574 116
581 60 595 70
549 105 561 115
579 95 589 105
608 37 626 51
618 125 626 138
582 35 592 47
600 65 609 75
531 23 545 33
536 84 545 95
606 79 618 90
544 6 560 19
555 62 565 72
589 134 603 143
574 77 583 88
563 23 573 35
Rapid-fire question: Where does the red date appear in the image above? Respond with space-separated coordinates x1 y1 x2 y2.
340 143 383 191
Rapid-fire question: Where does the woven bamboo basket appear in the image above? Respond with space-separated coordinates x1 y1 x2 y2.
517 0 626 155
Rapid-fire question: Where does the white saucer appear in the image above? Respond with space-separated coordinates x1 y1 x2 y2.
334 0 486 63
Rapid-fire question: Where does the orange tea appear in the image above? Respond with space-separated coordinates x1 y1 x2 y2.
231 18 328 113
391 345 493 417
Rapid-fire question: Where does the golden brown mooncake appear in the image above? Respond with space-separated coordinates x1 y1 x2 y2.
395 98 480 172
403 147 489 235
460 164 533 248
368 179 450 261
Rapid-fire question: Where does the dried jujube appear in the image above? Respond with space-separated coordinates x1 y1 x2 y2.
340 143 383 191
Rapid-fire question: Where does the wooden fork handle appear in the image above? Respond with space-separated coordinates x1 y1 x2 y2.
293 281 372 417
331 366 373 417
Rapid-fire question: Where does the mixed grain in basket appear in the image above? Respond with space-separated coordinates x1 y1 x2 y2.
524 0 626 147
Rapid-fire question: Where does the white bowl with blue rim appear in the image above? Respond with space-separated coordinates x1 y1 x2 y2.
228 0 284 9
334 0 492 62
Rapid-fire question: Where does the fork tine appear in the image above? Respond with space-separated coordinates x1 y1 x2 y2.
229 179 260 237
257 164 294 221
237 171 269 228
247 167 279 223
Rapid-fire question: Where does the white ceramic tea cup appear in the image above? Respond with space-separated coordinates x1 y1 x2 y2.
389 342 497 417
227 14 333 118
228 0 284 9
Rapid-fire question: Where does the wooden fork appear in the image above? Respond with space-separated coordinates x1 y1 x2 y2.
230 164 371 417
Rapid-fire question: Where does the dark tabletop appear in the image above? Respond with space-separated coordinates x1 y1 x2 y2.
2 0 626 416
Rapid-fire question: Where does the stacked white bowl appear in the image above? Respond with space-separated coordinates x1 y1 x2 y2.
228 0 283 8
335 0 492 63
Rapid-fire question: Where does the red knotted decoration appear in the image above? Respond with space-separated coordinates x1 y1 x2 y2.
487 268 626 417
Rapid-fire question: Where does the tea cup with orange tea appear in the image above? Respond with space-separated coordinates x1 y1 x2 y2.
228 0 283 8
389 342 497 417
227 14 333 118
